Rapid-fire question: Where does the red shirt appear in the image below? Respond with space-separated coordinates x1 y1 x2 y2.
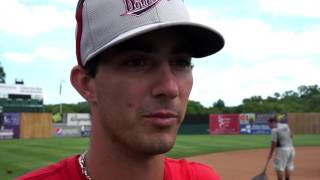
164 158 220 180
16 155 220 180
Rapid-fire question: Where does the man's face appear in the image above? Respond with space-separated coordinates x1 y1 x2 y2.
268 121 276 129
91 29 193 156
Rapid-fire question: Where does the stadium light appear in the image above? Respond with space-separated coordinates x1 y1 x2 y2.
59 80 65 116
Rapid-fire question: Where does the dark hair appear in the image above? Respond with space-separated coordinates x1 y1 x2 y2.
84 56 100 77
268 117 277 123
83 43 117 77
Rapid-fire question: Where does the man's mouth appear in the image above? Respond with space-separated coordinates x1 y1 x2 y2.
143 110 179 127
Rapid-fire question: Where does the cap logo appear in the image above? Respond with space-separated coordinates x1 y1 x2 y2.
122 0 162 16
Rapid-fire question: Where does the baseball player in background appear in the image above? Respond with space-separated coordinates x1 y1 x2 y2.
17 0 224 179
268 117 295 180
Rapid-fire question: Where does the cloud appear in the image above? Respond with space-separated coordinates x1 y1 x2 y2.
222 21 320 61
1 52 32 63
2 47 73 63
259 0 320 17
188 7 320 62
187 5 320 106
56 0 77 6
0 0 74 37
191 58 319 107
34 47 73 62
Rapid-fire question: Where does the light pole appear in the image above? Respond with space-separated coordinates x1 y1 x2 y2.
59 80 65 116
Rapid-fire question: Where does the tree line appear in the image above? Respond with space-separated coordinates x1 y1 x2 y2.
44 85 320 115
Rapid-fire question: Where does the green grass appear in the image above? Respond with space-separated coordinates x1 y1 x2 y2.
0 134 319 179
168 134 320 158
0 137 88 180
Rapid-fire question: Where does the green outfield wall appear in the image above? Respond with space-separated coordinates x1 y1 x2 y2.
179 113 320 135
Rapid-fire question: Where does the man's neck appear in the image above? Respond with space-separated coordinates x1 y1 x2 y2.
85 129 165 180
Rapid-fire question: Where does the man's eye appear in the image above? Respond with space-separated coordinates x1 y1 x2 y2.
171 58 193 70
121 57 153 71
125 58 147 67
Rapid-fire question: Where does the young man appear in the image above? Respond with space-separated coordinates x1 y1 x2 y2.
267 118 295 180
17 0 224 179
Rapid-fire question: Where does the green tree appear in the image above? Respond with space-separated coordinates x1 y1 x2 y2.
187 100 207 114
0 62 5 83
242 96 266 113
43 84 320 114
213 99 225 109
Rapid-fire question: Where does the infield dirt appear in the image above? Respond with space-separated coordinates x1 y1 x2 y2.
188 147 320 180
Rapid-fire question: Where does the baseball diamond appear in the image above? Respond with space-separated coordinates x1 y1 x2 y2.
188 147 320 180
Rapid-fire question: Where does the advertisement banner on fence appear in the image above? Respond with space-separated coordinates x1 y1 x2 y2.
0 129 13 139
239 113 256 124
251 113 276 134
53 124 81 137
66 113 91 126
240 113 275 135
240 124 252 134
255 113 276 124
239 113 255 134
209 114 240 135
0 113 20 139
250 123 271 134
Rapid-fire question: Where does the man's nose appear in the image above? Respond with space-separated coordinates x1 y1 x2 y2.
151 63 179 99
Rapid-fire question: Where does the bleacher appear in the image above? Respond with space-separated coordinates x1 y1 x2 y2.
0 81 43 113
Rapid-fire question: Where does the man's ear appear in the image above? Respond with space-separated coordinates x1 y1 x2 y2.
70 65 97 102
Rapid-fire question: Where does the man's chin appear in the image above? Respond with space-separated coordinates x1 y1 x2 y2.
142 138 176 155
144 146 174 156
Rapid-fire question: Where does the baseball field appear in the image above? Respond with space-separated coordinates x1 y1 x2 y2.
1 134 319 179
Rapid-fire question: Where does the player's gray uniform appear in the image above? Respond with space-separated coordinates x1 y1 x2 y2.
271 123 295 171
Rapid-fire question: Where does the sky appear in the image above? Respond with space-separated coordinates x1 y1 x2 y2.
0 0 319 107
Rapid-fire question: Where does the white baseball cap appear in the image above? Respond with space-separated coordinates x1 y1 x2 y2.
76 0 224 66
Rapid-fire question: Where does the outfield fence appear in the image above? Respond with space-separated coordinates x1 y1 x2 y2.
288 113 320 134
19 113 52 139
1 112 320 140
181 113 320 135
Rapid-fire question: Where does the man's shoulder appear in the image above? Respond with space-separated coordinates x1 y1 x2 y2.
275 123 290 132
15 155 82 180
164 157 220 180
